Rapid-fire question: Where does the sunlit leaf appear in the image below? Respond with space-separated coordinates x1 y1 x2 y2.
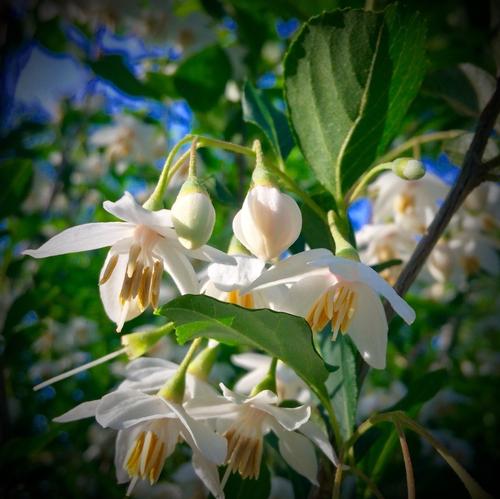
160 294 330 399
242 81 294 159
284 6 427 196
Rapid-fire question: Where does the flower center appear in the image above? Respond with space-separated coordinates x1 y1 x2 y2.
100 225 164 311
223 407 266 482
394 192 415 215
226 289 255 308
306 285 358 339
124 429 167 486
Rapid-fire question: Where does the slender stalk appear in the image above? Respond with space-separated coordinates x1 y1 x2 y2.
188 138 198 177
376 130 464 165
347 162 392 203
144 134 193 210
395 419 415 499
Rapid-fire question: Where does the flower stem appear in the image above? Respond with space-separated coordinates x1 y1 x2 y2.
395 418 415 499
377 130 464 164
250 357 278 395
188 138 198 177
157 337 203 403
143 135 194 210
347 162 393 203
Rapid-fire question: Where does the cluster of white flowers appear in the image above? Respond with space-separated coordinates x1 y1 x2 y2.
357 169 499 294
24 140 417 496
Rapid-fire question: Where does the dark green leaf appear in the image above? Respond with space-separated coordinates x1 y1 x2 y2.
0 158 33 217
371 258 403 274
321 334 358 440
242 81 294 159
88 55 156 98
174 45 232 112
160 294 330 399
284 6 427 196
144 72 179 99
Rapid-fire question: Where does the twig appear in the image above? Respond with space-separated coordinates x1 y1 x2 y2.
394 419 415 499
358 77 500 385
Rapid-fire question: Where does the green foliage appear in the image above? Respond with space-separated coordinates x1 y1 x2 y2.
160 294 330 399
174 45 232 111
284 6 427 197
220 462 271 498
0 158 33 217
242 81 294 159
321 334 358 440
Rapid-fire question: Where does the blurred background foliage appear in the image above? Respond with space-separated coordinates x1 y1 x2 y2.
0 0 499 498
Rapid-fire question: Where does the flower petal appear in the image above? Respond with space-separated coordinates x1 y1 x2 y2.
191 450 225 499
208 256 266 291
103 191 173 228
231 352 270 370
155 241 200 294
114 426 142 484
168 400 227 465
298 421 339 466
283 274 333 317
272 423 319 485
348 283 388 369
242 249 333 293
96 390 173 429
257 403 311 431
184 244 236 265
53 400 100 423
23 223 134 258
99 251 142 330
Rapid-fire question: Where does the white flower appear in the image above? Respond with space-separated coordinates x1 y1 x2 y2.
24 192 234 331
204 255 284 309
242 249 416 369
370 171 449 233
54 369 227 498
355 223 416 284
186 384 338 486
232 186 302 261
231 352 311 403
90 114 165 168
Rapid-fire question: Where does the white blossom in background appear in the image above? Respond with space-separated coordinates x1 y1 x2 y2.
231 352 311 403
243 249 415 369
369 171 449 233
356 223 416 284
185 383 338 486
24 192 234 331
90 115 166 173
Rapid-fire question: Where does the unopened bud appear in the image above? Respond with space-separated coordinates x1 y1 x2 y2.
121 322 175 359
172 177 216 250
392 158 426 180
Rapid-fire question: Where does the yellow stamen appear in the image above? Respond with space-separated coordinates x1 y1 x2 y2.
226 289 254 308
127 244 142 278
100 254 119 285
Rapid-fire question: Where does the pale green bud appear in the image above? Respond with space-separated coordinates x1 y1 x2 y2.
172 177 216 250
121 323 174 359
392 157 426 180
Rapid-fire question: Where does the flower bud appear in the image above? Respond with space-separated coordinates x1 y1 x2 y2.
391 157 426 180
232 185 302 261
171 177 216 250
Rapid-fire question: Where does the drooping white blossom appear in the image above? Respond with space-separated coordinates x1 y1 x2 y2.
232 186 302 262
24 192 234 331
185 383 338 486
242 249 416 369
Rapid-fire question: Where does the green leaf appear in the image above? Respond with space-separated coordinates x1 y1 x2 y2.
284 6 427 197
173 45 232 112
321 334 358 440
242 81 294 159
88 55 156 98
0 158 33 218
160 294 330 399
371 258 403 274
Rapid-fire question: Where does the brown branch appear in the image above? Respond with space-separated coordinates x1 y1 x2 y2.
358 76 500 384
